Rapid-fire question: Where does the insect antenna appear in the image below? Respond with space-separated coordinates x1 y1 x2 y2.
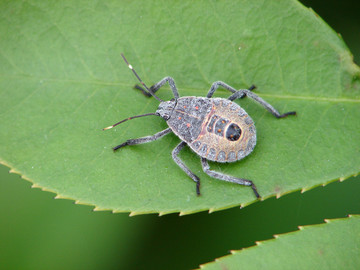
103 113 158 130
121 53 163 102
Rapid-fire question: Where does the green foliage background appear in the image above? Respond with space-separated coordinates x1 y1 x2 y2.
0 0 359 269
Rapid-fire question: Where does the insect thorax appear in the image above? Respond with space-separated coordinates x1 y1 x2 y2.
166 97 213 143
156 100 176 120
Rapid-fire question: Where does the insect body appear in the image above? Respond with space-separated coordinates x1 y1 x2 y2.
104 54 296 199
158 97 256 163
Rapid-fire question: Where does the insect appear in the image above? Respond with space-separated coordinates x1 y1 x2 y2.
103 54 296 199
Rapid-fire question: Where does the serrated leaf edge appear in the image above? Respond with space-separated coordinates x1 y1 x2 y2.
1 159 359 216
198 214 357 270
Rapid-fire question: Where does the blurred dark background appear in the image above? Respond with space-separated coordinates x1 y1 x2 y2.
1 1 359 269
301 0 360 64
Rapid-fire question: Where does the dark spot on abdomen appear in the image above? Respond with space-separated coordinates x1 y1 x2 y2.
226 123 241 141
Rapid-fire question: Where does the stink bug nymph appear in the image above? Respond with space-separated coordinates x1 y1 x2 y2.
103 54 296 198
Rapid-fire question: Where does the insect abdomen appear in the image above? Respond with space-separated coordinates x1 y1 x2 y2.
189 98 256 163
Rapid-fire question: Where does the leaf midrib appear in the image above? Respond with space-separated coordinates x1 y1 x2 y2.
2 74 359 103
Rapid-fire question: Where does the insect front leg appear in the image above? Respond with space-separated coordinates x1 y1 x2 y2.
228 90 296 118
201 158 260 199
207 81 255 98
150 77 180 99
113 128 172 151
135 77 180 99
172 141 201 195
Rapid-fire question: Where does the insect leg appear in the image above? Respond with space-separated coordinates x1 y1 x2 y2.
207 81 255 98
201 158 260 199
228 90 296 118
113 128 172 151
207 81 237 98
172 141 201 195
134 84 154 97
136 77 180 99
150 77 180 99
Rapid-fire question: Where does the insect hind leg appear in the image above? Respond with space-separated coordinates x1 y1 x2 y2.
172 141 201 195
201 158 260 199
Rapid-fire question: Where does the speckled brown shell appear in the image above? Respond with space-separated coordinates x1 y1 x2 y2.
167 97 256 163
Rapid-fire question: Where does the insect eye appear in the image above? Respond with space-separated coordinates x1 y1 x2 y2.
226 124 242 141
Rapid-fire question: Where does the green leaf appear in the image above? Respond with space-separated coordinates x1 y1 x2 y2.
0 165 147 270
199 215 360 269
0 0 359 214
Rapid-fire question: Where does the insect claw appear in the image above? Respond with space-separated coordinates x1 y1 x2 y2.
196 181 201 196
113 142 128 151
251 183 261 199
278 111 297 118
112 146 120 152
